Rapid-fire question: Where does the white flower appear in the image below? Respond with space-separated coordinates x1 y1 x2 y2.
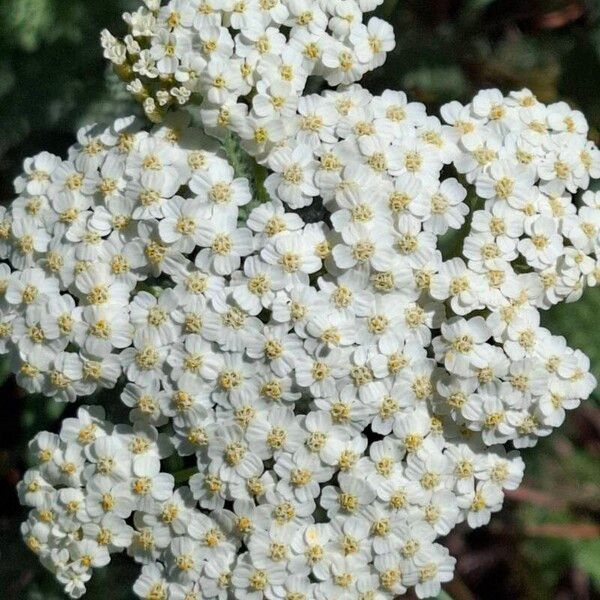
403 543 456 599
74 264 130 309
416 178 468 235
430 258 486 315
202 293 261 352
246 323 303 376
189 159 252 210
9 218 51 270
261 232 322 284
200 547 236 599
332 223 394 271
158 196 204 251
432 316 491 377
265 144 319 208
247 522 298 570
231 257 284 315
150 29 193 74
462 382 517 445
475 159 534 206
231 553 287 599
295 342 348 397
166 536 204 582
43 352 86 403
121 381 168 426
322 43 364 86
275 451 334 502
167 334 220 383
121 456 174 512
130 289 181 346
196 211 254 275
72 305 132 358
457 480 504 528
351 17 395 68
247 199 304 238
358 438 404 489
15 151 62 196
85 478 134 520
405 446 452 504
120 336 168 386
6 268 59 310
82 514 133 553
413 490 460 537
518 216 563 268
321 553 370 595
133 563 169 600
208 423 263 484
320 473 376 518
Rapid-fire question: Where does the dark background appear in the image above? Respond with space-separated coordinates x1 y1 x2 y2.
0 1 599 598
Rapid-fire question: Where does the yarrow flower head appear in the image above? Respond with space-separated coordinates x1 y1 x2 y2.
102 0 395 154
8 1 600 597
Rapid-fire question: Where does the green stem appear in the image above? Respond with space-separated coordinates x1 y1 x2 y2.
252 161 270 204
221 131 252 180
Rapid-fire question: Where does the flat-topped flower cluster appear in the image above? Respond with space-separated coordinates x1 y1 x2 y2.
101 0 394 147
7 0 600 596
10 82 600 599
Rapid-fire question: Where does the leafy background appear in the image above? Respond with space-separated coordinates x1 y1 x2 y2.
0 0 599 598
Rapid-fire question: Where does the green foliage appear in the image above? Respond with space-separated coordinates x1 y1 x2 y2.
576 538 600 589
219 131 271 221
0 0 137 196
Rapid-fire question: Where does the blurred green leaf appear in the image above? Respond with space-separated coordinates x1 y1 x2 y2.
522 536 573 594
403 65 469 101
0 0 55 51
458 0 496 27
575 539 600 590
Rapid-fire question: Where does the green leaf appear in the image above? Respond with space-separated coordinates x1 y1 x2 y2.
456 0 496 30
575 539 600 590
173 466 199 484
403 65 468 103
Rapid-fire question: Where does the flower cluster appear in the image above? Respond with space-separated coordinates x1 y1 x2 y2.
442 88 600 307
19 406 168 598
11 81 599 599
101 0 394 153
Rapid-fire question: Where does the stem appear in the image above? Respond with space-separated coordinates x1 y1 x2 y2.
221 131 252 180
524 523 600 540
252 161 270 205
